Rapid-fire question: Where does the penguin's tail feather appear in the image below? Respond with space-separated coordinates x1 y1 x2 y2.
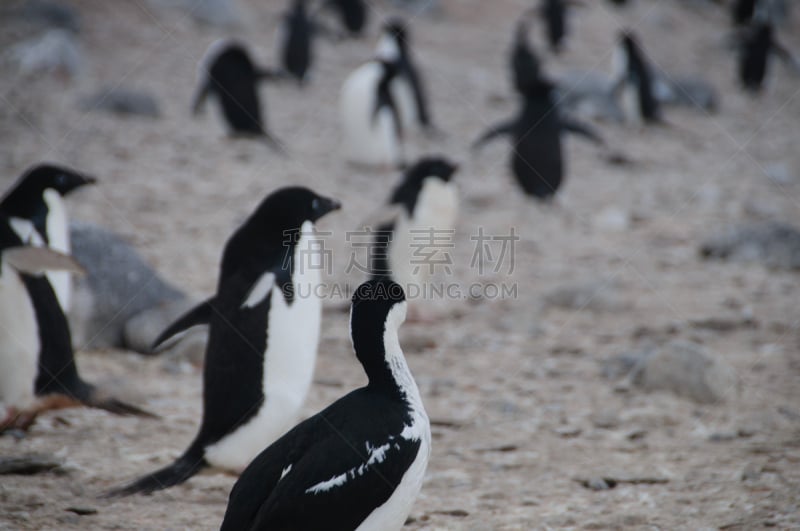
102 451 207 498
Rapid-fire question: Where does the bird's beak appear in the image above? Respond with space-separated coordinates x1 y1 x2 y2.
313 196 342 220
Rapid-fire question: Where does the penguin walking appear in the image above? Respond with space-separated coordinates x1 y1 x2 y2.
106 187 341 496
738 17 799 92
219 278 430 531
612 31 662 125
192 39 281 142
379 19 434 132
340 54 405 168
0 163 95 313
369 157 458 306
0 216 153 431
322 0 367 37
511 13 542 95
473 77 603 201
279 0 314 85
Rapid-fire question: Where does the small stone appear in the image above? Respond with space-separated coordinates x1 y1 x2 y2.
591 411 620 429
586 477 613 491
742 463 762 481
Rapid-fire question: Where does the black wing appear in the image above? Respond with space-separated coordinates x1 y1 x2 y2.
472 119 516 150
150 298 214 351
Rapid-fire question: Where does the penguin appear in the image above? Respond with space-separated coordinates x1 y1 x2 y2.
0 163 95 313
219 278 430 531
0 215 153 431
612 31 662 125
738 17 798 92
323 0 367 37
511 13 542 95
378 19 433 132
279 0 314 85
369 157 458 301
192 39 281 140
106 187 341 496
540 0 568 53
472 77 603 201
340 55 405 168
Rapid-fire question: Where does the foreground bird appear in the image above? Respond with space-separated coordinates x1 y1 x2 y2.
0 163 95 312
106 187 340 496
219 278 430 531
0 215 153 431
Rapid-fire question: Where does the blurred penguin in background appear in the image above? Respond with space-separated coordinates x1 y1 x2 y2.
738 7 800 92
612 31 662 125
279 0 315 85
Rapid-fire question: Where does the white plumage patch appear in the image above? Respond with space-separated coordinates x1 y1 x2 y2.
241 272 275 309
280 464 292 481
305 441 393 495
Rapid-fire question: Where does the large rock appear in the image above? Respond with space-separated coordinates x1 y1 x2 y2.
629 341 739 404
68 222 191 352
9 29 83 78
700 222 800 271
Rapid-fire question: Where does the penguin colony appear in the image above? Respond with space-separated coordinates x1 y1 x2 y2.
1 0 798 529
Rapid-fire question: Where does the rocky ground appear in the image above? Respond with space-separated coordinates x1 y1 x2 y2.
1 0 799 529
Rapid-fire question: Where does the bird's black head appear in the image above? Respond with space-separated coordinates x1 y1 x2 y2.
383 18 408 46
10 164 96 198
351 277 406 338
389 156 458 216
248 186 341 234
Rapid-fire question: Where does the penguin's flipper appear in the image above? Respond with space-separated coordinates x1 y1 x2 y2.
102 451 207 497
404 62 432 128
471 120 515 151
150 298 214 352
561 116 605 146
4 247 86 276
771 40 800 74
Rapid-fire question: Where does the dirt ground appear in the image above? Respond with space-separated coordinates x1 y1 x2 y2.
1 0 799 529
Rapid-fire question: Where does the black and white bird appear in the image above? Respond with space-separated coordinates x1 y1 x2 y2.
370 157 458 302
340 48 405 168
612 31 662 125
323 0 367 37
738 16 799 92
378 19 433 133
279 0 314 85
219 278 430 531
192 39 280 140
473 77 603 201
0 163 95 313
107 187 341 496
0 215 153 431
511 13 542 95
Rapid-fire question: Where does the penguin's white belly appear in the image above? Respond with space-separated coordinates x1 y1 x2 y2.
43 189 71 312
204 225 322 471
0 262 40 411
356 433 430 531
340 63 401 167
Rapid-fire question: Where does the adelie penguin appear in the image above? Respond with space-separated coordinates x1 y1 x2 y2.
322 0 367 37
192 39 281 143
473 76 603 202
279 0 314 85
370 157 458 315
0 215 153 431
0 163 95 314
738 14 799 92
219 278 430 531
612 31 662 125
106 187 340 496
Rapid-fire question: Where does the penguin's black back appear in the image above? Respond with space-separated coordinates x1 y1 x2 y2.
740 22 772 91
282 0 313 83
622 33 661 122
208 46 265 135
511 82 564 200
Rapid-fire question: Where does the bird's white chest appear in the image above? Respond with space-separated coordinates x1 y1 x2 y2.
0 261 40 410
42 189 71 311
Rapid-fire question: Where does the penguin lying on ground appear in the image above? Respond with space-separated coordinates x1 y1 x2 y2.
106 187 341 496
473 76 604 201
612 31 662 125
0 215 154 431
192 39 282 143
219 278 430 531
0 163 95 313
369 157 458 315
